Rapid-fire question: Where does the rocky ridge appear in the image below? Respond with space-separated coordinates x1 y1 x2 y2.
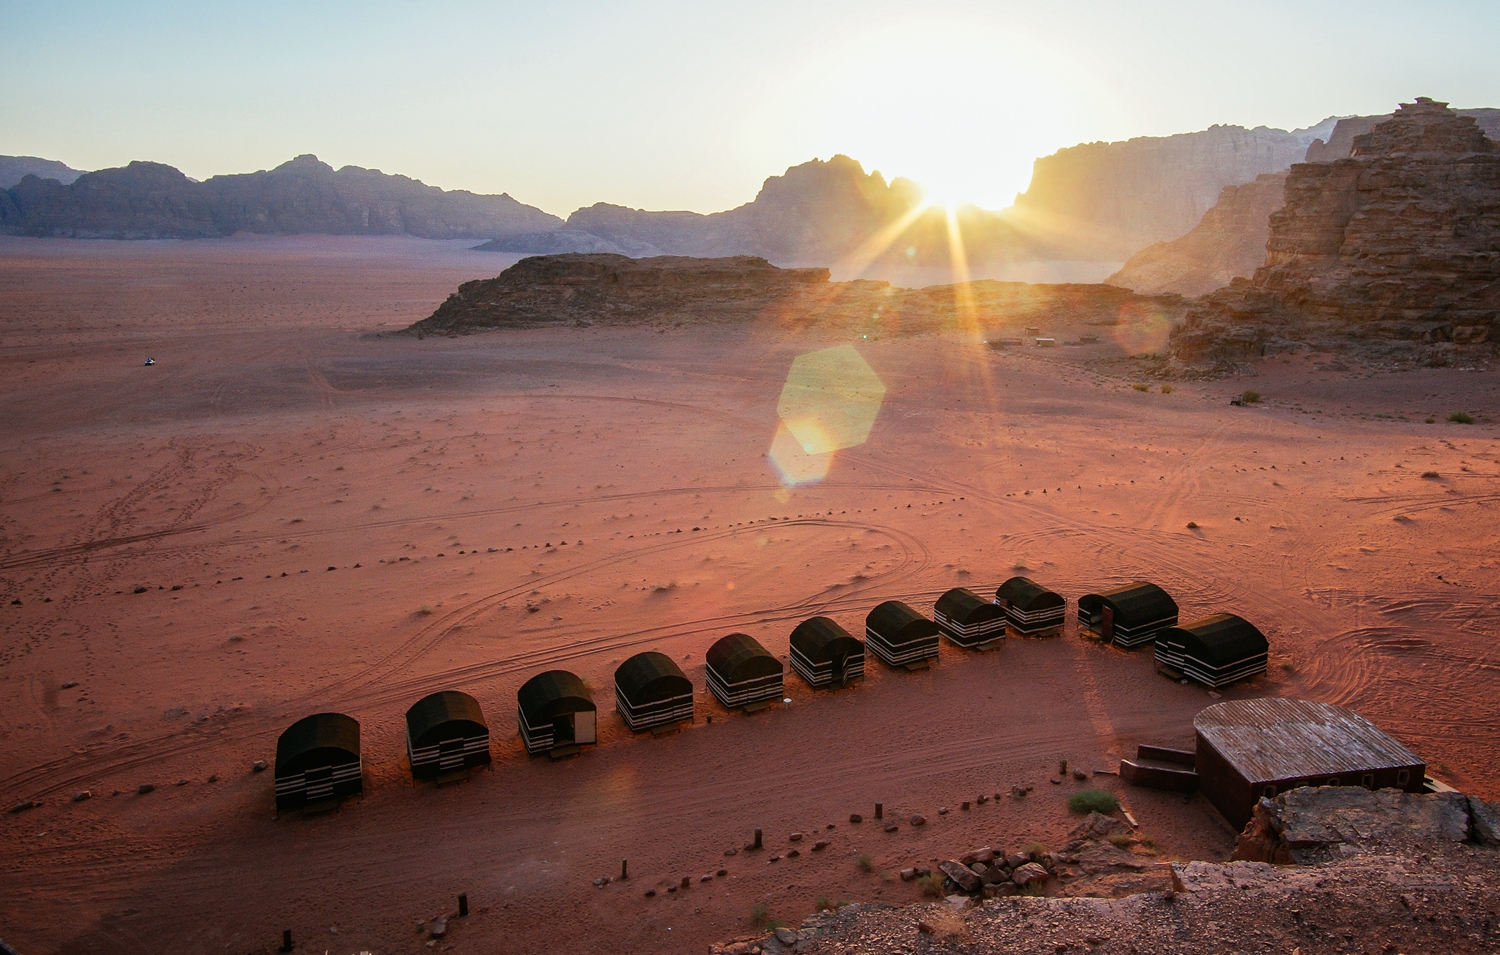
0 154 562 239
718 786 1500 955
1171 99 1500 367
0 155 86 189
404 253 1188 338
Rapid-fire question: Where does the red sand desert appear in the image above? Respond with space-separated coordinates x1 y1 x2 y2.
1 236 1498 955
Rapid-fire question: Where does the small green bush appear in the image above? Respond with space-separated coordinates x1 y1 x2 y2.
1425 417 1437 424
917 872 945 898
1023 841 1048 859
1067 789 1121 814
856 853 873 873
1160 384 1174 394
1133 383 1151 392
1108 832 1133 848
815 895 831 912
750 903 770 927
1421 471 1440 479
1449 412 1474 424
1242 390 1262 404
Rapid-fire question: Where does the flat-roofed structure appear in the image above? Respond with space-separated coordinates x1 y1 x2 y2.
1156 613 1268 688
705 632 783 711
994 576 1066 636
405 690 491 781
789 616 864 688
933 587 1007 649
1077 581 1178 648
1194 698 1426 829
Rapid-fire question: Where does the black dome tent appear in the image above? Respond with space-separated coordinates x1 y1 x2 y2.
1077 581 1178 648
518 670 598 755
933 587 1007 649
1155 614 1269 688
994 576 1066 636
865 600 940 670
614 651 694 732
789 616 864 688
405 690 491 781
705 632 784 711
274 712 362 813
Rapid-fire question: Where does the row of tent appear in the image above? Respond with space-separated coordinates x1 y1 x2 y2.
273 577 1269 812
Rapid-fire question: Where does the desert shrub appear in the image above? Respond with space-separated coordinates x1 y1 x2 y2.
1133 383 1150 392
750 903 770 927
917 872 946 898
1426 417 1437 424
1449 412 1474 424
1023 841 1048 859
1422 471 1440 479
416 605 434 616
1186 521 1198 529
1241 390 1262 404
856 853 873 873
1108 832 1133 848
1067 789 1121 814
1160 384 1174 394
815 895 831 912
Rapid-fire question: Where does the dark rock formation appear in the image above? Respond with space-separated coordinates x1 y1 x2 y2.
1010 119 1338 259
0 154 562 239
0 155 86 188
473 229 664 257
1106 172 1288 296
405 252 1188 338
1171 99 1500 365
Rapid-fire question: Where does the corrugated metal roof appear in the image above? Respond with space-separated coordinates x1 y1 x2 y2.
1195 698 1422 783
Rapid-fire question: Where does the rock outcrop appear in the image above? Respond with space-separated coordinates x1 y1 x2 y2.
1171 99 1500 365
0 154 562 239
0 155 86 189
1105 172 1288 296
405 253 1188 338
1010 119 1337 259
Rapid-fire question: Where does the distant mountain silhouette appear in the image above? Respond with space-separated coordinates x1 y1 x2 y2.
0 154 562 239
0 155 86 189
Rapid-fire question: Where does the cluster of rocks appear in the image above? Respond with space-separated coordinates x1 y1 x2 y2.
927 846 1054 900
1170 98 1500 369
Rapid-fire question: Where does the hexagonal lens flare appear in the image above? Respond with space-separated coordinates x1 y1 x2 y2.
767 422 833 487
775 345 886 454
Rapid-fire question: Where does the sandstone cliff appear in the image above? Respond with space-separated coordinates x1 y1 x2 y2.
1105 172 1288 296
405 252 1186 338
1171 98 1500 365
0 154 562 239
1010 119 1337 259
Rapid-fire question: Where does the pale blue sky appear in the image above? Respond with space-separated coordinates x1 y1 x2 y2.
3 1 1498 214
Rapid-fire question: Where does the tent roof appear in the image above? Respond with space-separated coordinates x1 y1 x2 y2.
707 632 782 682
518 669 596 723
867 600 939 642
1195 698 1422 784
1081 581 1177 626
1162 613 1267 666
615 651 692 700
276 712 360 774
790 616 862 661
406 690 487 743
935 587 1003 623
995 576 1064 611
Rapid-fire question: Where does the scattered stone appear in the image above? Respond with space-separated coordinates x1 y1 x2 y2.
977 794 989 804
72 790 91 802
789 832 803 842
849 813 863 824
1006 851 1030 869
60 681 78 689
1050 777 1062 785
961 801 970 810
725 847 738 856
938 807 949 815
969 863 987 876
645 889 656 897
137 783 154 795
770 854 781 862
787 849 800 858
10 800 36 813
593 877 607 887
252 760 268 772
716 869 728 877
1013 862 1050 886
944 894 971 912
910 814 926 826
900 868 917 881
429 917 447 939
175 778 189 786
939 860 981 893
667 885 677 893
918 920 935 935
774 927 798 946
812 840 829 851
1073 768 1087 781
884 822 899 833
132 585 147 594
207 774 218 783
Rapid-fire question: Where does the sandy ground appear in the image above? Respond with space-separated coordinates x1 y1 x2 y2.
0 235 1497 955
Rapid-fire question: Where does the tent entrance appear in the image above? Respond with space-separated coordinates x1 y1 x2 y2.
833 653 850 686
573 710 596 745
555 715 576 745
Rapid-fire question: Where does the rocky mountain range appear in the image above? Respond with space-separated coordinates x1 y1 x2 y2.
0 154 562 239
0 155 86 189
1170 98 1500 365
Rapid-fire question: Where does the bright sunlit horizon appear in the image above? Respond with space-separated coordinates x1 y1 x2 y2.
3 1 1500 216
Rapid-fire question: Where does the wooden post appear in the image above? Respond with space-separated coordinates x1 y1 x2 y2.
280 929 292 952
753 828 762 850
621 859 629 880
1058 759 1068 775
875 801 883 820
458 893 468 917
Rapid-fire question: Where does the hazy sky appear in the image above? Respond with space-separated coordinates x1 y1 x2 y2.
4 1 1499 215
